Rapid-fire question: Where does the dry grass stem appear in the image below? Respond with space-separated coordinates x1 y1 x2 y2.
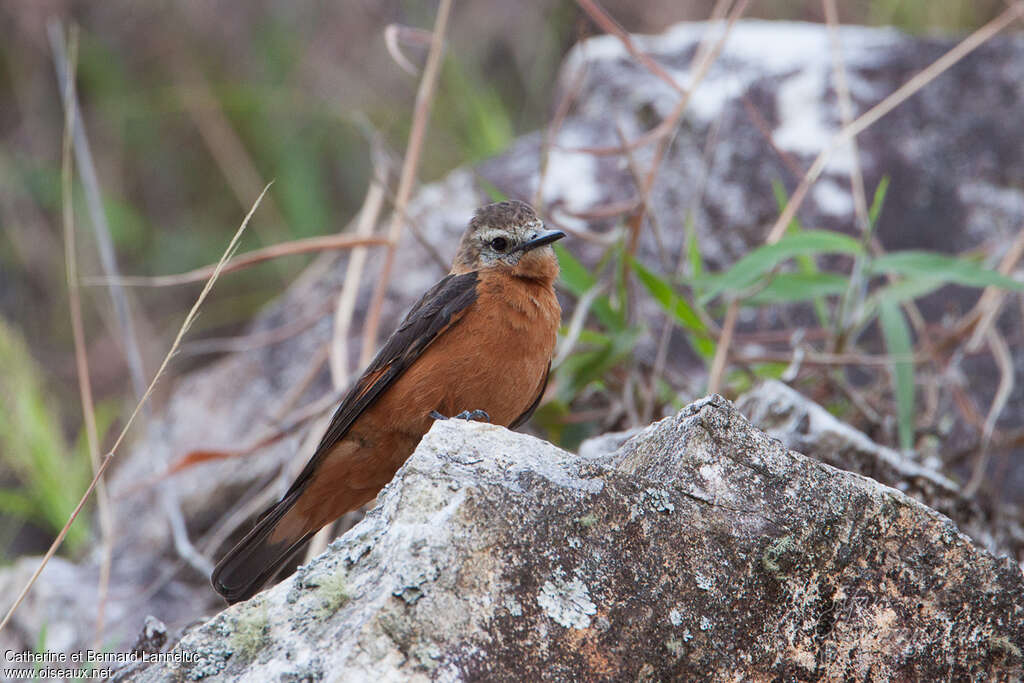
334 154 388 375
964 327 1014 497
575 0 684 95
171 49 291 252
963 222 1024 350
0 184 271 635
54 24 114 651
86 234 390 288
564 0 748 157
823 0 869 233
48 21 149 403
361 0 453 356
707 302 739 393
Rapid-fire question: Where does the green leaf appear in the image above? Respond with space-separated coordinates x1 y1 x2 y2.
630 258 714 358
699 230 865 304
556 327 640 401
863 277 946 317
867 251 1024 290
555 243 594 295
685 215 702 279
867 175 890 230
744 271 850 306
771 179 804 234
878 300 915 450
555 245 625 331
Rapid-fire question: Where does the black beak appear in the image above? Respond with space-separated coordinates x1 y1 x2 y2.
517 229 566 253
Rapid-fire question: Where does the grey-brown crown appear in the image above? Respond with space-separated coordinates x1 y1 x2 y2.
467 200 540 234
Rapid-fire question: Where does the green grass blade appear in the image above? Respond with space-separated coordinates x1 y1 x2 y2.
698 230 865 304
744 271 850 306
556 244 624 330
630 258 714 358
867 175 890 230
867 251 1024 290
878 300 915 450
685 215 702 279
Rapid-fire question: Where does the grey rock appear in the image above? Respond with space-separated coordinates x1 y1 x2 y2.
121 397 1023 681
738 380 1024 560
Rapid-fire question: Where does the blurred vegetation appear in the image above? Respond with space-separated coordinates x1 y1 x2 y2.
0 319 98 555
0 0 1014 559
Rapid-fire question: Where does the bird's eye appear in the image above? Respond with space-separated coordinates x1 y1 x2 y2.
490 237 508 252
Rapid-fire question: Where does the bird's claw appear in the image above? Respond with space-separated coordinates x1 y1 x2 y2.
456 409 490 422
429 409 490 422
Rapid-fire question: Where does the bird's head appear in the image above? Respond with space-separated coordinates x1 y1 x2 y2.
451 200 565 282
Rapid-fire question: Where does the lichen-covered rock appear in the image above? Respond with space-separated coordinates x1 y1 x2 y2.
119 396 1024 682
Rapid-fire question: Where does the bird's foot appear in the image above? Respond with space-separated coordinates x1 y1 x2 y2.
429 409 490 422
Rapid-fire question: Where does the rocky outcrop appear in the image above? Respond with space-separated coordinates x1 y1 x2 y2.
119 396 1023 682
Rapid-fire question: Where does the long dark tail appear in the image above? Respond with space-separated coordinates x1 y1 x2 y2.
211 487 313 604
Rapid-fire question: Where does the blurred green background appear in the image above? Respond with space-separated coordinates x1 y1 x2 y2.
0 0 1011 560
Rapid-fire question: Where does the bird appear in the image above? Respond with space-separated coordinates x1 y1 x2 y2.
211 200 564 603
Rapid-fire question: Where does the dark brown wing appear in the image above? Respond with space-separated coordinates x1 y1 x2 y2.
283 270 479 499
508 360 550 429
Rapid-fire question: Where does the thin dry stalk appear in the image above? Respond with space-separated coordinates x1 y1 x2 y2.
575 0 684 95
963 327 1013 497
533 47 589 210
823 0 869 233
647 113 725 418
333 156 388 375
0 184 271 636
55 25 114 651
179 297 337 356
86 233 390 288
272 344 331 424
49 21 148 403
963 222 1024 350
559 1 747 158
361 0 453 357
707 302 739 393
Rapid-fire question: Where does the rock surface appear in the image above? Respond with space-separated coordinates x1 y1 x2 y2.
738 380 1024 561
119 396 1023 682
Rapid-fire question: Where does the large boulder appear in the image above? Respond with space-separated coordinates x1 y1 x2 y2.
118 396 1023 681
